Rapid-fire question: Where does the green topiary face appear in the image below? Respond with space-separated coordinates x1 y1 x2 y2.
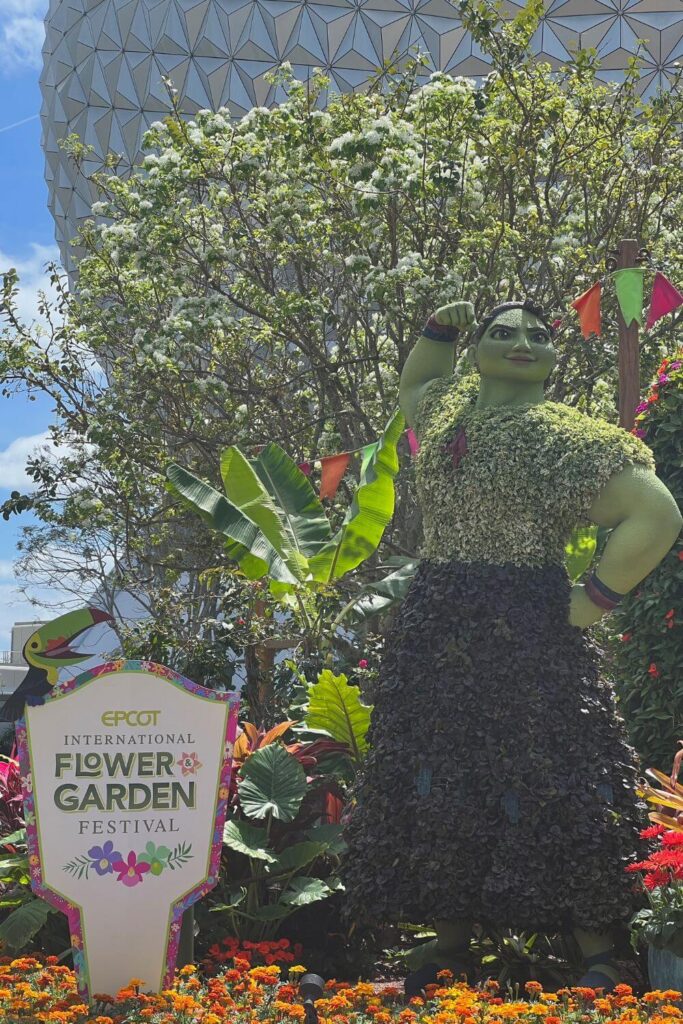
467 309 556 384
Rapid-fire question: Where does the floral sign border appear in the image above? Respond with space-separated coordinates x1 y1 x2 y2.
15 660 239 1000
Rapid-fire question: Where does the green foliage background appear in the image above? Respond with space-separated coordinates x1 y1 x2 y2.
609 355 683 771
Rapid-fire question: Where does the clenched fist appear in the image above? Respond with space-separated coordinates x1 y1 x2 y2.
569 584 605 628
433 301 477 330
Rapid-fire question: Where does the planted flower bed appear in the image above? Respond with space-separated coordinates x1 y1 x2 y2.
0 954 681 1024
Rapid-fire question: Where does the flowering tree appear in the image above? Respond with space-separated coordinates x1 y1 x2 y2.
610 354 683 768
2 0 683 689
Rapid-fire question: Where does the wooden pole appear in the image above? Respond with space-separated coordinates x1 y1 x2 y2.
610 239 641 431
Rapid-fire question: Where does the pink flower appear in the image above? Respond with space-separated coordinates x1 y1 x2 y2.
670 361 681 369
633 428 647 439
635 402 649 414
659 374 670 384
358 659 368 669
177 751 203 776
112 851 150 887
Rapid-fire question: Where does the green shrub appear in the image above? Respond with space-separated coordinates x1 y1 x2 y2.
610 353 683 769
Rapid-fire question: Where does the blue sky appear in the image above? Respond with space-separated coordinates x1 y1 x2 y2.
0 1 66 650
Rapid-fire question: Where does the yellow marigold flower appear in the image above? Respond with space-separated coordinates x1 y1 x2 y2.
662 1006 683 1017
172 993 200 1011
204 1015 222 1024
179 964 198 976
289 966 308 975
541 993 559 1003
127 976 146 988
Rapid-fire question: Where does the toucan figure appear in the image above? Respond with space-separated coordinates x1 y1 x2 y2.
0 606 115 723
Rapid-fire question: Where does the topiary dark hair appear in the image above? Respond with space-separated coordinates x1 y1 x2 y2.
471 300 554 343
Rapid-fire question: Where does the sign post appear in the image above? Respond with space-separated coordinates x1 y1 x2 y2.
16 660 238 999
607 238 647 431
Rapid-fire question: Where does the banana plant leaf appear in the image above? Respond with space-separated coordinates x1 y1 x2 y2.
564 525 598 582
166 463 297 583
308 408 405 582
252 443 332 557
350 558 419 621
220 447 308 581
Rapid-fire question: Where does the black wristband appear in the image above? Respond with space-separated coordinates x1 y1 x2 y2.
585 572 626 612
422 314 459 343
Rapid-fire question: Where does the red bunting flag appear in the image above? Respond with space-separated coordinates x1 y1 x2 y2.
405 427 420 455
319 452 351 500
646 271 683 330
570 282 602 340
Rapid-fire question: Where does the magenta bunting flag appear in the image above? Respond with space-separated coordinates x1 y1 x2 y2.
405 427 420 455
646 271 683 330
298 462 312 476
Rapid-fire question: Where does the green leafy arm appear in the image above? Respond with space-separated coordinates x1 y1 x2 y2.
399 301 476 427
570 464 682 627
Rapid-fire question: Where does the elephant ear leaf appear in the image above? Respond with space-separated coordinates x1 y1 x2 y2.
304 669 372 762
0 897 54 949
166 463 296 583
237 744 307 822
308 408 404 581
252 443 332 558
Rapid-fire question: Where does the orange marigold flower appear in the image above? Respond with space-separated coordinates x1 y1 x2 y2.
545 1016 562 1024
179 964 197 976
613 985 633 996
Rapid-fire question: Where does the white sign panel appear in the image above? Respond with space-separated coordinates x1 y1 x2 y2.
17 660 238 1000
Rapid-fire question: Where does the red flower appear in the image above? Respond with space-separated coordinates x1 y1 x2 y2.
648 663 660 677
621 633 632 642
358 659 368 669
640 824 667 839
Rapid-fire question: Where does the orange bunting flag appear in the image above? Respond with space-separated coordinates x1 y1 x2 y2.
319 452 351 500
646 271 683 330
570 282 602 340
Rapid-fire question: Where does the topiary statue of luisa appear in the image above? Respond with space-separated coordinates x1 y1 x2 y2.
342 299 683 993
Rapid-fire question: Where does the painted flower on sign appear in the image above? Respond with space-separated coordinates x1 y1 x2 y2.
112 851 151 887
178 752 203 776
64 841 193 883
87 840 122 876
139 842 171 876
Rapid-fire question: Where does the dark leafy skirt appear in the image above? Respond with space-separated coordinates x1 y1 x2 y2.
342 560 644 933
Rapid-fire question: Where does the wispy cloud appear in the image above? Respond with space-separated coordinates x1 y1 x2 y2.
0 431 58 489
0 0 47 75
0 242 60 324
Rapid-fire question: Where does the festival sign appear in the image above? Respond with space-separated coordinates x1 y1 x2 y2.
16 660 238 999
